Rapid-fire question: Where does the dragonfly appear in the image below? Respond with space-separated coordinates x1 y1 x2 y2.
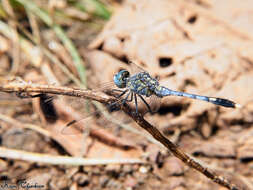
61 61 240 134
113 68 240 112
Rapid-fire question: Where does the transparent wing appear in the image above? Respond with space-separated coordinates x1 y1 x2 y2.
148 94 161 113
60 93 126 135
47 61 160 135
43 78 120 129
60 105 102 135
88 81 117 92
128 60 147 75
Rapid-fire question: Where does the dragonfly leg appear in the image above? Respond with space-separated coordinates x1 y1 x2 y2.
123 91 133 102
114 89 129 98
122 91 131 103
134 93 138 114
111 89 126 93
137 94 153 113
129 92 133 102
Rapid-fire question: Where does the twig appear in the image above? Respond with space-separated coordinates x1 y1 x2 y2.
0 79 239 190
0 79 112 104
121 104 239 190
0 147 143 166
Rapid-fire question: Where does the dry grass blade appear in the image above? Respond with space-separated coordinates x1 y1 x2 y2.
15 0 87 86
0 113 50 137
0 147 143 166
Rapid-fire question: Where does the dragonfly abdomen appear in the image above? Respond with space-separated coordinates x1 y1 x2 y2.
155 86 239 108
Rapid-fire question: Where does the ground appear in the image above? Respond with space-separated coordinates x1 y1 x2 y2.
0 0 253 189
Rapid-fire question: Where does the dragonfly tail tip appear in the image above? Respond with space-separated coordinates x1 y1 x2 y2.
235 103 242 108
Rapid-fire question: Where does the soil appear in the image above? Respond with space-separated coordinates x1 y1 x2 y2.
0 0 253 189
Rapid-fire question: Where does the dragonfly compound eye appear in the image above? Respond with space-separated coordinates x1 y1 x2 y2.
114 70 129 88
121 70 130 80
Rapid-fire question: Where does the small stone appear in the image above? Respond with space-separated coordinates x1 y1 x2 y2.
99 175 110 187
73 173 89 186
82 166 93 173
49 176 69 189
105 164 121 177
139 166 148 174
168 177 185 189
105 164 121 172
132 164 139 171
26 173 51 189
122 165 133 174
200 123 212 139
0 159 8 172
163 157 184 176
70 183 78 190
124 176 137 188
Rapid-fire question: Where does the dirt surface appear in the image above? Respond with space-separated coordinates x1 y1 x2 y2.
0 0 253 189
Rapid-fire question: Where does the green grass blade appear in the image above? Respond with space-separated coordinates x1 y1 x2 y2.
14 0 87 87
76 0 111 20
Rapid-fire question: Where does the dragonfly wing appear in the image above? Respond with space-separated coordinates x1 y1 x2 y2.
149 94 161 113
61 98 123 135
89 81 117 93
128 61 148 75
60 103 100 135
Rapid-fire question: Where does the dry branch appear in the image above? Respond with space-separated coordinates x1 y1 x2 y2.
0 79 239 190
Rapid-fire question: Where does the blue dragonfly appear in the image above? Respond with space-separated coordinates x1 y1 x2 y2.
112 62 240 112
62 61 240 134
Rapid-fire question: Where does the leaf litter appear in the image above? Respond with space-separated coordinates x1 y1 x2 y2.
1 0 253 189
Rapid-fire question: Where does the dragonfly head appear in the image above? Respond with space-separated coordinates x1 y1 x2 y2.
114 70 130 88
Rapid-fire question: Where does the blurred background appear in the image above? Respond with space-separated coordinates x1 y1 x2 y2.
0 0 253 189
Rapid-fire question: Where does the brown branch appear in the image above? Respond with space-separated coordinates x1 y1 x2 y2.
121 104 239 190
0 79 239 190
0 79 112 103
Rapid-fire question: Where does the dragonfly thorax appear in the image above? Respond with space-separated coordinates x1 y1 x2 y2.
126 72 159 97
